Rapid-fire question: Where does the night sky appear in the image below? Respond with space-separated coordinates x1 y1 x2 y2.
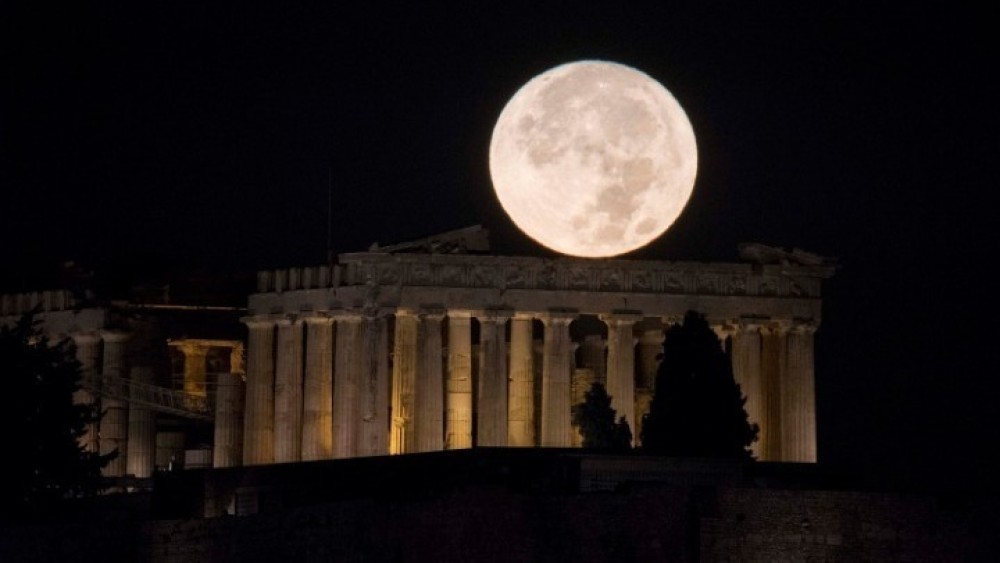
4 4 996 489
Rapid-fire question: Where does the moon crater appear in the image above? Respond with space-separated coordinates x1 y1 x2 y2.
490 60 697 258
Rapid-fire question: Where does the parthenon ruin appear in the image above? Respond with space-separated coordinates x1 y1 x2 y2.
0 228 836 476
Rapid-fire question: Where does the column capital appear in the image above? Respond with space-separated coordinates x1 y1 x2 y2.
538 308 577 325
418 306 447 321
328 308 366 323
394 307 420 319
274 314 304 327
600 309 643 326
711 322 736 340
512 311 536 321
446 309 474 321
301 312 335 325
790 318 819 334
759 319 792 336
473 307 513 323
241 314 279 329
736 315 768 333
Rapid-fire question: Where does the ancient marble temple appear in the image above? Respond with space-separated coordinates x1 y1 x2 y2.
236 229 836 466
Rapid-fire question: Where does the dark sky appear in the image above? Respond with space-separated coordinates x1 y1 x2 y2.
4 4 996 488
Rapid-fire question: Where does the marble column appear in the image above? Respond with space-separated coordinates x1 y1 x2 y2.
71 332 101 454
508 314 535 447
274 317 304 463
540 310 576 447
602 311 641 443
213 344 245 468
302 315 334 461
178 342 209 400
333 311 364 458
476 309 511 447
390 311 418 454
760 321 789 462
100 330 130 477
445 311 473 449
783 321 818 462
357 314 390 456
126 366 156 478
415 309 445 452
242 317 275 466
732 319 764 459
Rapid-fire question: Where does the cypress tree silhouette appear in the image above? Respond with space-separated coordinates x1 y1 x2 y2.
0 310 114 522
641 310 758 459
571 382 632 451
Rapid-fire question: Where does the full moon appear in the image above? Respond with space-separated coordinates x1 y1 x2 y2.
489 60 697 257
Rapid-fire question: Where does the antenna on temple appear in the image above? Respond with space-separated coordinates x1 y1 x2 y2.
326 167 333 265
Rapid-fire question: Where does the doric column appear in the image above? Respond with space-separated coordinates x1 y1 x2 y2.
445 311 473 449
213 344 245 468
602 311 642 443
100 330 130 477
783 320 818 462
273 317 304 463
70 331 101 454
508 314 535 447
242 316 276 466
760 321 789 461
302 315 334 461
476 309 511 447
177 342 209 400
732 319 764 459
357 313 390 456
540 310 576 447
390 311 418 454
415 308 445 452
126 366 156 478
333 311 364 458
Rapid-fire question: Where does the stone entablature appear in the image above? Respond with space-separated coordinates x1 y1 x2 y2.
250 252 835 326
255 252 835 300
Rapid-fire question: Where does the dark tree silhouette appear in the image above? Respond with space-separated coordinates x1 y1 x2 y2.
641 310 758 459
571 382 632 451
0 310 113 522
